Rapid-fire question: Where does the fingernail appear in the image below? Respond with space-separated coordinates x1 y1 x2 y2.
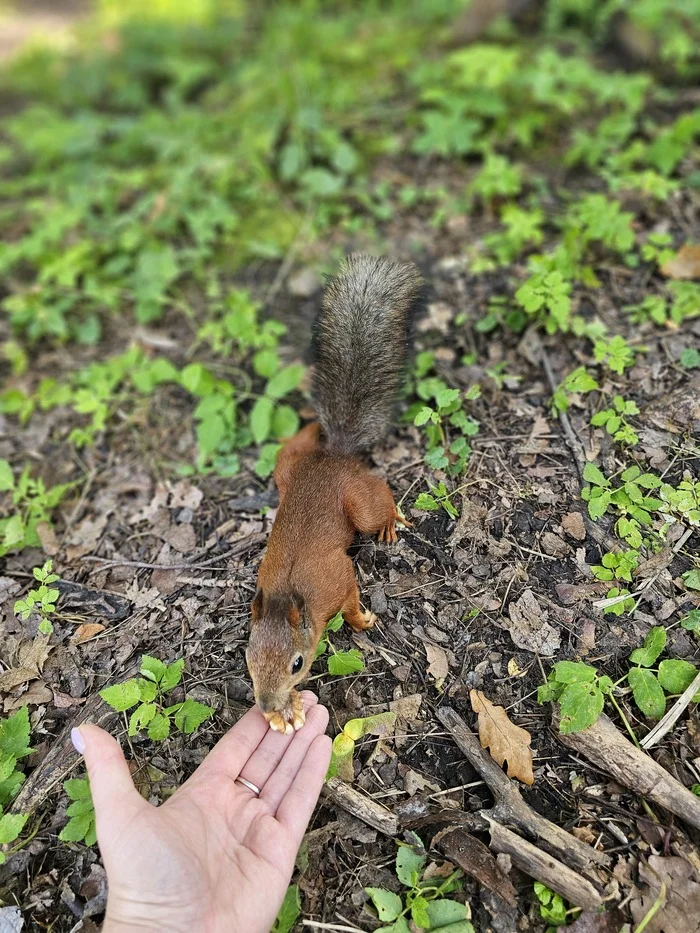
71 727 86 754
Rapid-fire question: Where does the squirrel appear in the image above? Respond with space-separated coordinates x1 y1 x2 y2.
246 254 423 734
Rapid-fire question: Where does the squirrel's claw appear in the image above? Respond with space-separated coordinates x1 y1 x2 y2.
264 690 306 734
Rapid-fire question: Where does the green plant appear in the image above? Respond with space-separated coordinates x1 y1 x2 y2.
409 368 480 475
534 882 572 931
681 609 700 633
14 560 61 634
680 347 700 369
592 335 637 375
328 712 396 782
365 835 472 932
59 778 96 846
315 612 366 676
414 482 460 520
0 459 71 556
590 395 639 446
552 367 599 413
468 152 523 205
99 656 214 741
591 548 639 583
0 707 32 864
272 885 301 933
580 463 664 548
539 628 700 735
515 270 572 334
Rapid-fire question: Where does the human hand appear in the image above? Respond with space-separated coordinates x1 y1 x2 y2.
72 691 331 933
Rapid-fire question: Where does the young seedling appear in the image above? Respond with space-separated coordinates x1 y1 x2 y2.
14 559 61 634
328 712 397 782
365 834 473 932
99 656 214 741
590 395 639 446
59 777 96 847
315 612 366 675
414 482 460 520
0 706 32 864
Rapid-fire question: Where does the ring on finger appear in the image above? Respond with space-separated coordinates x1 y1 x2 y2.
235 776 262 796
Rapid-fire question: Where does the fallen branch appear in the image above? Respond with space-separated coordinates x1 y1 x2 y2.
556 711 700 830
323 778 398 837
437 707 611 910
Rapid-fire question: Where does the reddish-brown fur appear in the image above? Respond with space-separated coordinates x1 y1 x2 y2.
246 423 405 733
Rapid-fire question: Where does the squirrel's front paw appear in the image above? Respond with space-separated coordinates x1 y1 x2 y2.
264 691 306 735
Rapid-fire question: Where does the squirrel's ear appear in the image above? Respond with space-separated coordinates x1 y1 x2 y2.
251 588 263 624
287 591 306 628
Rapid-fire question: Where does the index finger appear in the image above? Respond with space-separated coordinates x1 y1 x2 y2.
190 691 319 783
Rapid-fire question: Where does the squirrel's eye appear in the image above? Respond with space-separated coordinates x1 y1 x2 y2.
291 655 304 675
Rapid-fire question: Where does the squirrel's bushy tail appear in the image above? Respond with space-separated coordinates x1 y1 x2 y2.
311 253 423 455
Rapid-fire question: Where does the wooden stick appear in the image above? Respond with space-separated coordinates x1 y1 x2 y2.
323 778 398 836
641 668 700 750
488 822 604 911
437 707 610 878
556 711 700 830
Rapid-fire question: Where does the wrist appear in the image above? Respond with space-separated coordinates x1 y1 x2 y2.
103 900 203 933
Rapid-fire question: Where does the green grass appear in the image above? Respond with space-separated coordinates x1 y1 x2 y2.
0 0 699 546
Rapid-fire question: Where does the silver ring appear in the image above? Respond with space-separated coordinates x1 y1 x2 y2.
235 776 261 796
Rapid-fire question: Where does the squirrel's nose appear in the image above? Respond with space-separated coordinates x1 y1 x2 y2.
257 695 277 714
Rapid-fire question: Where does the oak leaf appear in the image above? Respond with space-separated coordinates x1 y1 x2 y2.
470 689 534 785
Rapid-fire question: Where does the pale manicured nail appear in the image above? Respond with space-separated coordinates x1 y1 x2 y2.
71 727 86 754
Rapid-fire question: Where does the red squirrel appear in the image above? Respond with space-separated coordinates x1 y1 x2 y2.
246 254 423 733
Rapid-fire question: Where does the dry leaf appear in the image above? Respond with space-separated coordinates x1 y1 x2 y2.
540 531 570 558
72 623 106 644
168 480 203 511
65 514 109 561
506 589 561 656
0 635 53 691
562 511 586 541
425 643 449 683
630 855 700 933
470 689 534 785
661 243 700 280
4 681 52 709
163 522 196 553
53 690 86 709
389 694 423 722
0 906 24 933
36 521 59 556
568 909 626 933
124 580 166 611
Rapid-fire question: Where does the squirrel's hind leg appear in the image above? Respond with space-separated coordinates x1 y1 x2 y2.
342 472 410 543
273 423 322 498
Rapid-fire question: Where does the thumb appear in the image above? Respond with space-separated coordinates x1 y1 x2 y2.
72 724 145 841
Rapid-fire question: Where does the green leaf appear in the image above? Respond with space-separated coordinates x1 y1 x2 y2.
583 462 609 487
0 811 28 845
628 668 666 720
0 459 14 491
658 660 699 696
253 349 280 379
271 884 301 933
147 713 171 741
64 778 91 801
415 407 434 426
630 627 667 667
266 364 305 400
326 612 344 633
250 396 274 445
65 798 95 818
558 682 605 734
173 698 214 734
425 899 469 928
0 706 31 759
395 843 426 887
681 610 700 632
128 702 158 736
411 895 431 930
160 658 185 693
365 888 403 923
327 649 365 676
140 656 167 684
136 678 158 703
271 404 299 440
415 493 439 511
59 813 92 843
683 570 700 591
254 443 282 479
99 679 142 712
551 661 597 684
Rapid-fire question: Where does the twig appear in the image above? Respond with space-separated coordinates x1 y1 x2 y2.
81 533 266 571
556 711 700 830
323 778 398 836
302 923 364 932
641 669 700 750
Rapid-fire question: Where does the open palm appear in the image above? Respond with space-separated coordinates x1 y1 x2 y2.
75 692 330 933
